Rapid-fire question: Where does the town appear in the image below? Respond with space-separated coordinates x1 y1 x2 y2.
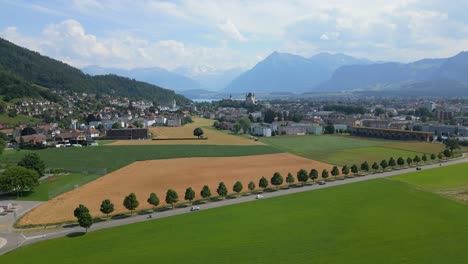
3 92 468 149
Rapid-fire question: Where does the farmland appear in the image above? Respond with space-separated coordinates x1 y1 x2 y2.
17 153 332 226
109 118 259 145
4 176 468 263
260 135 447 165
0 145 280 174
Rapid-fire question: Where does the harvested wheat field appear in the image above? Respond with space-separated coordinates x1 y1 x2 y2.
109 118 259 146
18 153 333 226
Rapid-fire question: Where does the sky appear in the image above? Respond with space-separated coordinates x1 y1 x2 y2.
1 0 467 74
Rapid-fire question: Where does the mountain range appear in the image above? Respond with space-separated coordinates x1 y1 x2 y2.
224 52 372 93
316 52 468 93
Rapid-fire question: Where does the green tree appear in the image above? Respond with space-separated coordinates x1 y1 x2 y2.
233 181 243 194
397 157 405 168
443 149 451 158
264 109 275 123
78 212 93 232
286 173 295 185
147 192 160 210
184 187 195 204
73 204 90 219
248 181 255 192
297 169 308 184
321 169 329 179
270 172 284 189
165 189 179 208
388 157 396 168
361 161 369 172
444 137 461 155
17 153 46 176
324 123 335 134
112 122 122 129
406 157 413 166
99 199 114 218
331 166 340 179
193 127 204 138
259 177 269 189
351 164 359 175
200 185 211 199
0 166 39 197
372 162 380 172
341 165 350 177
307 169 318 183
422 154 428 163
438 152 444 161
414 155 421 164
217 182 228 197
235 117 251 134
380 159 388 171
123 192 139 215
430 153 436 161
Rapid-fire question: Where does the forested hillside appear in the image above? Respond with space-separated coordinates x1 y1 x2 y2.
0 38 190 104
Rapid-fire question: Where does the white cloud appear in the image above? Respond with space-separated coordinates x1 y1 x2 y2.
0 19 258 71
2 0 468 69
217 19 247 42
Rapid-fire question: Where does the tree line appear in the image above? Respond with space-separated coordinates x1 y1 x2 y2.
72 149 452 232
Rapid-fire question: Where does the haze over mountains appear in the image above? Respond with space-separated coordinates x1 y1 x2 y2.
82 65 243 92
225 52 372 93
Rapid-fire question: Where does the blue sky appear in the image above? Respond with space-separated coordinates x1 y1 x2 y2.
1 0 467 74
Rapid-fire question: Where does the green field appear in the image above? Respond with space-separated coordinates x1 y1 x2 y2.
3 176 468 263
260 135 389 153
307 146 421 165
17 173 101 201
260 135 449 165
392 162 468 190
0 145 280 173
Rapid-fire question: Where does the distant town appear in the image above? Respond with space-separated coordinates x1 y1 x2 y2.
3 90 468 150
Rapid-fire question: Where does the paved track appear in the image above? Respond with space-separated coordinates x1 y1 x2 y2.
1 157 466 255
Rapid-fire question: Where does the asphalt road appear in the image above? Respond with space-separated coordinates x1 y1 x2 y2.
1 157 466 255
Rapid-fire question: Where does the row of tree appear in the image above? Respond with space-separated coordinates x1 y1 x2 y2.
72 149 459 232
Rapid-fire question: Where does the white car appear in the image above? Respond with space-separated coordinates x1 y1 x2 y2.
190 206 200 211
256 194 264 199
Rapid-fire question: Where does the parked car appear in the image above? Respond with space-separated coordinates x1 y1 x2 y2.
318 181 326 185
256 194 264 199
190 206 200 211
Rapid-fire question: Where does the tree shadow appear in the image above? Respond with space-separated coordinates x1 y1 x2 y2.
66 231 86 238
155 207 171 212
111 214 130 220
192 200 206 205
63 223 80 228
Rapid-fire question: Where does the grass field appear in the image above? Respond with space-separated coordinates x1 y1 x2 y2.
4 177 468 263
260 135 450 165
306 146 421 165
17 174 101 201
392 162 468 190
0 145 280 173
